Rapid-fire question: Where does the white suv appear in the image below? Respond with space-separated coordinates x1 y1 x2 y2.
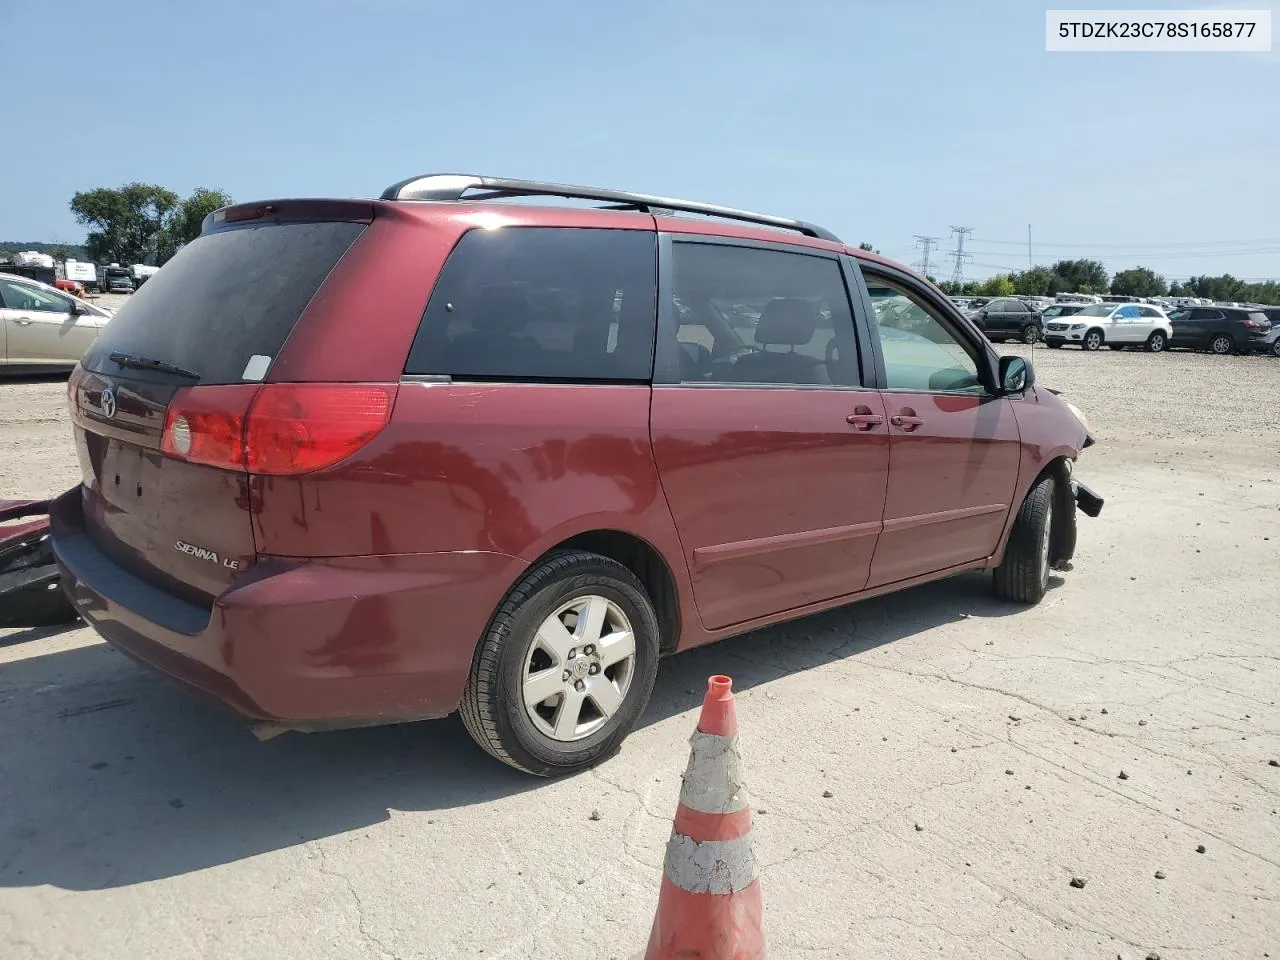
1043 302 1172 353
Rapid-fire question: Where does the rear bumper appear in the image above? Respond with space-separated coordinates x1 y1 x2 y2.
49 488 524 725
1244 334 1277 351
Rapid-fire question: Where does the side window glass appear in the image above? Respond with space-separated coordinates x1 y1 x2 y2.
405 227 657 382
865 274 982 394
0 279 70 313
668 243 859 386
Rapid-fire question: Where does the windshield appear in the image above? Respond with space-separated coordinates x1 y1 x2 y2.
1076 304 1115 317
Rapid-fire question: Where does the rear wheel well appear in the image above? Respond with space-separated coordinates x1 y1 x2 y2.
552 530 681 654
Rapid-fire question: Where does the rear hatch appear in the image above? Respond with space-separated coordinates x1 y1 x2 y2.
70 211 368 606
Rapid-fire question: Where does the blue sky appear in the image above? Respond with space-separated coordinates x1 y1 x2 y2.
3 0 1278 281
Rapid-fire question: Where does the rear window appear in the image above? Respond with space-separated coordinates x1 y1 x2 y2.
84 221 364 384
404 227 657 382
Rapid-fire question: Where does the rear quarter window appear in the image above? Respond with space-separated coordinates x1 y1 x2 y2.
84 221 364 384
405 227 657 382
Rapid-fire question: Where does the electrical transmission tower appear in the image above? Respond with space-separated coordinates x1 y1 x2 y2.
949 225 974 286
913 235 941 277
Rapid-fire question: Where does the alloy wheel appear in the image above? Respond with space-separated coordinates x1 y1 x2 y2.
521 595 636 742
1211 335 1233 355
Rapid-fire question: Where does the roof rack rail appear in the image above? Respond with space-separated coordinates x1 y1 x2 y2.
379 174 841 243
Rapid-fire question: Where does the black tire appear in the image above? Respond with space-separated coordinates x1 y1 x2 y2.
1021 324 1040 345
459 550 660 776
993 474 1054 605
1210 333 1234 355
1082 329 1104 351
1272 339 1280 358
1146 330 1167 353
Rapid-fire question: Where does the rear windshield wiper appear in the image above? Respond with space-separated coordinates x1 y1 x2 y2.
108 352 201 380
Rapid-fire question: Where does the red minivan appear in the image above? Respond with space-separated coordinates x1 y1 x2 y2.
50 175 1102 775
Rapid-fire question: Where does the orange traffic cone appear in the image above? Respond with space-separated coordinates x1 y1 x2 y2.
645 675 765 959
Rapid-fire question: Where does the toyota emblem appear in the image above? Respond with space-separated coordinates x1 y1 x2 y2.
100 387 117 419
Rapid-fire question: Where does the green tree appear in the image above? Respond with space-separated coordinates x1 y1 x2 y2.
1013 266 1056 297
978 274 1016 297
157 188 233 262
69 183 231 266
1049 259 1109 294
858 242 880 254
70 183 180 264
1111 266 1167 298
49 244 71 262
1186 274 1245 301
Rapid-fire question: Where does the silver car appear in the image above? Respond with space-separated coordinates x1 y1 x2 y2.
0 272 113 371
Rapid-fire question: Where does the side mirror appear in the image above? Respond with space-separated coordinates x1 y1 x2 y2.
999 355 1034 394
72 302 89 316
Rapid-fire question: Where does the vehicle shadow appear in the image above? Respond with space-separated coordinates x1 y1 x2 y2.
0 370 72 384
0 570 1036 891
0 620 83 649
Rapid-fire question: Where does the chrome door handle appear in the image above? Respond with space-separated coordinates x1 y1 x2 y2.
15 318 33 325
846 413 884 430
890 414 924 431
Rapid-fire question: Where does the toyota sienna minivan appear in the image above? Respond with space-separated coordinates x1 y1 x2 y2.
51 174 1103 775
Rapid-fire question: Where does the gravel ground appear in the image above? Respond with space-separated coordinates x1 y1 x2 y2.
1 342 1278 959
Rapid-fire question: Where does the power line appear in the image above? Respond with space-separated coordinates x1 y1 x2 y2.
948 226 973 286
968 236 1280 250
970 246 1280 270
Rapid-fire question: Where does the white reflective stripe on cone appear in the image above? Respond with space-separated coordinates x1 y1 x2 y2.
663 833 757 895
679 731 748 815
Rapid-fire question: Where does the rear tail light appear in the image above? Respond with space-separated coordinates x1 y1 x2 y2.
161 385 258 469
161 383 396 475
245 384 396 474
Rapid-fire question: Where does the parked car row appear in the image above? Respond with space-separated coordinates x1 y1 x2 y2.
952 293 1278 357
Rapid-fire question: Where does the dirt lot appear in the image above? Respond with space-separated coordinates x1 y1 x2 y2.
2 343 1278 959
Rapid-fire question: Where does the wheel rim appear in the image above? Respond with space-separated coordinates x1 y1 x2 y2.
1273 340 1280 357
1039 499 1053 591
1085 333 1101 350
1149 334 1164 352
1023 326 1039 344
1212 336 1232 354
521 595 636 743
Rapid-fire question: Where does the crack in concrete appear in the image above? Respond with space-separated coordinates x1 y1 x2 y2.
312 843 397 960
